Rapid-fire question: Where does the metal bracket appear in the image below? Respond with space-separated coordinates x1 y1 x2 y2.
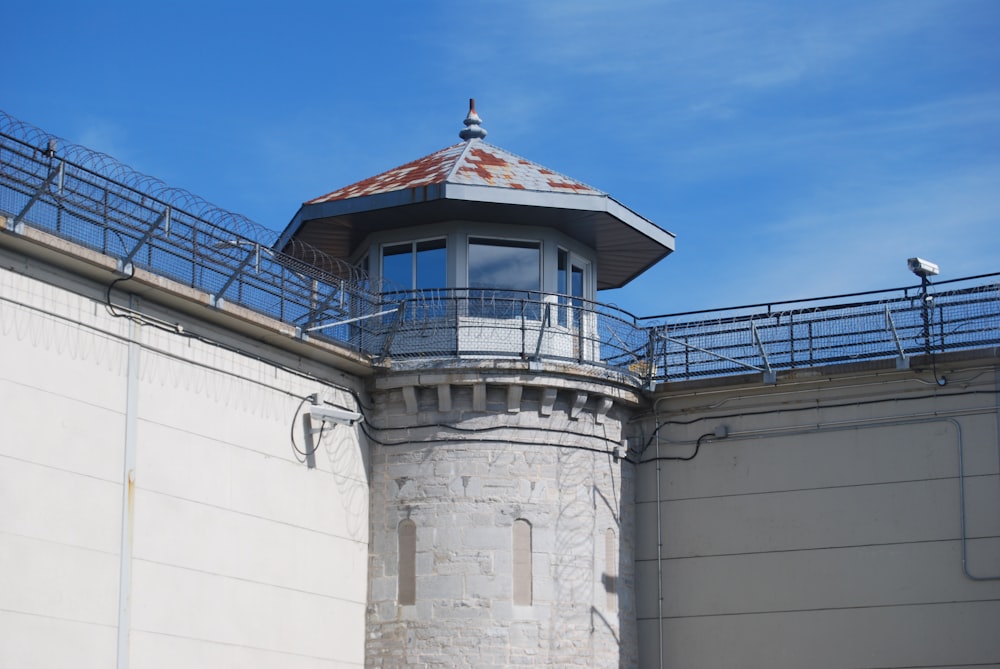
306 306 400 332
377 301 407 361
11 160 64 233
885 305 909 369
660 332 765 374
117 206 172 275
751 321 776 384
530 301 553 362
209 244 259 308
301 280 348 332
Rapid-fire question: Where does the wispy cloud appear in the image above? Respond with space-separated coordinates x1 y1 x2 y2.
447 1 956 102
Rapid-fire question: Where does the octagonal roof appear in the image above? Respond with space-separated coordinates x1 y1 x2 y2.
277 101 675 290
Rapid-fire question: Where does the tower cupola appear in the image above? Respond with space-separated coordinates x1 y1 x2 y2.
277 101 674 292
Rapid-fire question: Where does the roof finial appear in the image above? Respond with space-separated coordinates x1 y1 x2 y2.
459 98 487 141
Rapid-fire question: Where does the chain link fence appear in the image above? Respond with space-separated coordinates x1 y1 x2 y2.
643 279 1000 382
0 111 387 351
370 290 648 372
2 110 998 386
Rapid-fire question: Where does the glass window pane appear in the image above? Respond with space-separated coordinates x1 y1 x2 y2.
571 264 584 327
571 265 584 297
557 249 568 295
468 238 540 319
468 238 540 292
415 240 447 319
557 249 569 326
382 243 412 294
415 240 447 291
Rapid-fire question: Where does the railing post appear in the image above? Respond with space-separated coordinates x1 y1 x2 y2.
453 293 460 357
751 320 776 384
935 301 944 354
684 333 690 380
646 327 657 389
532 298 553 362
11 158 64 233
884 304 909 369
920 275 932 356
788 313 795 367
379 300 407 361
808 322 814 366
520 298 527 359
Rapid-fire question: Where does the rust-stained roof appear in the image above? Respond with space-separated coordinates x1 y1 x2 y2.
278 103 674 290
306 140 604 205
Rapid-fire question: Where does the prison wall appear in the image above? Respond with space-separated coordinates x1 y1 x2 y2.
0 239 370 669
365 370 639 669
635 359 1000 669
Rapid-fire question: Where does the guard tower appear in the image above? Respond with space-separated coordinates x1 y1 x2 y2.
279 101 675 668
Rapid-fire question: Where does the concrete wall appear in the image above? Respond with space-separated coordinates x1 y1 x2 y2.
635 361 1000 668
5 215 1000 669
0 246 369 668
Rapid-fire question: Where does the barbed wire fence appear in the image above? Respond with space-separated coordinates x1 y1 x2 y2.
641 279 1000 383
0 110 401 352
2 109 998 385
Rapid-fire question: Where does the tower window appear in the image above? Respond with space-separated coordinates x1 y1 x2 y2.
468 238 540 293
469 238 541 318
382 239 446 293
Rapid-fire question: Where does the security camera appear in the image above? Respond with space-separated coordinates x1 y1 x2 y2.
308 404 364 426
907 257 939 278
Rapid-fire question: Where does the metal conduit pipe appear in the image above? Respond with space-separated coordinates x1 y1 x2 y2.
654 421 664 668
645 367 996 416
731 414 999 581
643 404 1000 643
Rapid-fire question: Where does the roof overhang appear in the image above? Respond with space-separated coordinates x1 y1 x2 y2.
277 184 675 290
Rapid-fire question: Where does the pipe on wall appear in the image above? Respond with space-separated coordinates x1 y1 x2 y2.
644 404 1000 642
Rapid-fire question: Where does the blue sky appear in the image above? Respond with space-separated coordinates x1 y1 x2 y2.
4 0 998 316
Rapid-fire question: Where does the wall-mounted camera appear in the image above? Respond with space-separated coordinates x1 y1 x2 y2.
907 257 939 278
309 404 364 426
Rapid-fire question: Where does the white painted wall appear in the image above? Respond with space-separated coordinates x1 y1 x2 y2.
0 253 369 668
5 222 999 669
636 365 1000 668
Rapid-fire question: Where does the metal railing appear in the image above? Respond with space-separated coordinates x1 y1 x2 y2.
2 110 999 387
642 278 1000 383
366 289 648 372
0 111 388 350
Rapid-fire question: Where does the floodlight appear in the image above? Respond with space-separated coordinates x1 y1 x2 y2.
907 257 939 278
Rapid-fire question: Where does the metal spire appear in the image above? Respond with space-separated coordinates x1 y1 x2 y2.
459 98 487 141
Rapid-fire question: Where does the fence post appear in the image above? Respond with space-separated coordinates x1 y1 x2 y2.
646 328 657 389
520 299 527 359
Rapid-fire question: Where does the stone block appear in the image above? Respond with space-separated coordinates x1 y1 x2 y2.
463 527 508 550
417 573 464 599
370 576 397 601
415 551 435 577
429 602 480 623
465 573 508 600
509 621 540 648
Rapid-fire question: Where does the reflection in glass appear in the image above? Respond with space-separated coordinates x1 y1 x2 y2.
557 248 585 328
382 239 447 320
415 240 446 291
558 249 568 327
468 238 540 319
382 243 413 292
